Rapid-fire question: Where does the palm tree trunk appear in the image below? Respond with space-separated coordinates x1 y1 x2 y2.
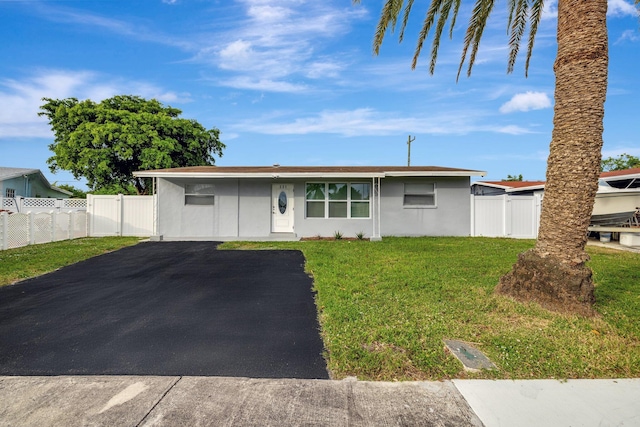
496 0 608 315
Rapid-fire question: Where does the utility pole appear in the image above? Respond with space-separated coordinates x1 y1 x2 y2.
407 135 416 166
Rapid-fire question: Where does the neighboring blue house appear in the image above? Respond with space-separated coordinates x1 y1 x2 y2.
0 167 72 199
134 165 486 241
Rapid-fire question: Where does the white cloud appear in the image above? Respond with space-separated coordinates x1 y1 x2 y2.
602 147 640 158
33 3 192 50
218 40 255 70
305 60 344 79
615 29 640 44
246 4 293 22
500 91 552 113
496 125 535 135
198 1 367 92
217 76 308 93
231 108 537 137
543 0 637 19
608 0 638 16
542 0 558 20
0 69 191 139
29 0 366 93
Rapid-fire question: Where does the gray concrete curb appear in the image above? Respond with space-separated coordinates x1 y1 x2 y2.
3 376 639 426
0 376 481 426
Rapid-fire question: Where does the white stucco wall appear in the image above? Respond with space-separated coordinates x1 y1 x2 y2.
379 177 471 236
156 176 471 239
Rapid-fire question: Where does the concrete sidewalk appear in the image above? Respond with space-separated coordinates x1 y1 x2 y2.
1 376 639 426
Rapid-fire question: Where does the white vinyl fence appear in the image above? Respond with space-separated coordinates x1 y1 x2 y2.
87 194 154 237
471 194 542 239
1 196 86 213
0 195 154 250
0 210 88 250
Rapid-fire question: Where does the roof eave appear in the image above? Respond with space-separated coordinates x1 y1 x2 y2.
134 171 387 179
0 169 40 182
134 170 486 179
505 185 546 193
471 182 511 190
386 170 486 177
603 173 640 182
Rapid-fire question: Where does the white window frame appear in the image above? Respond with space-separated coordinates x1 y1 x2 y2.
5 188 15 198
305 182 371 219
403 182 437 208
184 183 215 205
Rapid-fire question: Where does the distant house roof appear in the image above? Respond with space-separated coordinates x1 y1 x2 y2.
0 167 40 181
473 168 640 193
135 165 487 179
600 167 640 181
0 167 72 196
471 180 546 193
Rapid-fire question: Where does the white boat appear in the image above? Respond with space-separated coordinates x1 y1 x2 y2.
591 180 640 226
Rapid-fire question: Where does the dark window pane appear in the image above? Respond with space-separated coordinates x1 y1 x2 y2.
351 183 370 201
351 202 370 217
306 201 325 217
328 201 348 217
185 195 215 205
328 183 347 200
403 194 435 206
306 183 325 200
404 183 434 194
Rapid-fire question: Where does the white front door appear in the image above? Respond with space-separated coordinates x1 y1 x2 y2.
272 183 294 233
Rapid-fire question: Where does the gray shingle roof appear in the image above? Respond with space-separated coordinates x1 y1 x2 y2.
0 167 39 181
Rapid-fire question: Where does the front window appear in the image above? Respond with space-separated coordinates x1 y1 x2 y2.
306 182 370 218
404 182 436 207
185 184 215 205
5 188 15 198
305 183 325 218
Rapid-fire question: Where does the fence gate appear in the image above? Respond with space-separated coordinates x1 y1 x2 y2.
471 194 542 239
87 194 154 237
88 195 122 236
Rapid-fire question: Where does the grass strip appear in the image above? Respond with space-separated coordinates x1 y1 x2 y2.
0 237 142 287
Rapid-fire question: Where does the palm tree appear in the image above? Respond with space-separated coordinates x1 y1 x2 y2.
357 0 639 315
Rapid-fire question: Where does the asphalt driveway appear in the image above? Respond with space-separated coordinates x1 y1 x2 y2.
0 242 328 379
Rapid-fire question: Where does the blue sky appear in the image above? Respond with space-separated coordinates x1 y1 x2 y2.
1 0 638 190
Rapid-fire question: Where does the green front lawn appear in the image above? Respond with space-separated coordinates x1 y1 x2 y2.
0 237 142 286
222 237 640 381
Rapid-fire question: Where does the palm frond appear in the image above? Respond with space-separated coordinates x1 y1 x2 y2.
525 0 545 76
429 1 455 74
411 0 447 69
457 0 495 80
374 0 405 55
399 0 415 42
507 0 517 33
449 0 462 39
507 0 529 74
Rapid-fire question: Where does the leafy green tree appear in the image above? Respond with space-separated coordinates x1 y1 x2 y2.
505 174 523 182
54 184 87 198
601 153 640 172
359 0 639 315
39 95 225 195
90 183 138 196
